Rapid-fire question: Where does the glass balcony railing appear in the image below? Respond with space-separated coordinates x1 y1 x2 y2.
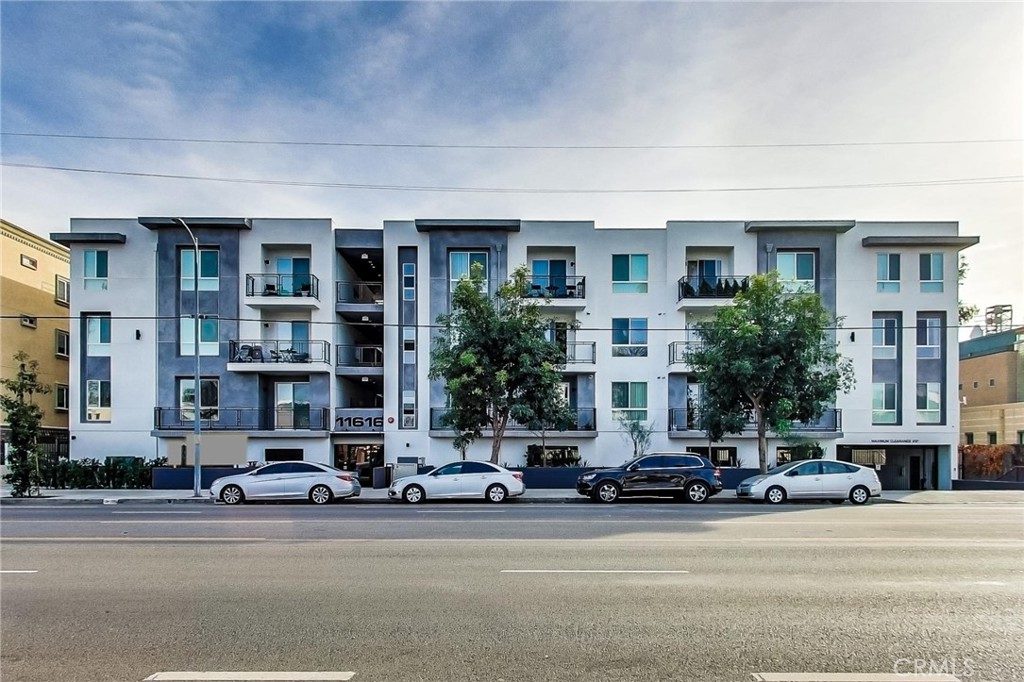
337 281 384 304
336 345 384 367
154 406 330 431
430 407 597 432
229 339 331 365
677 275 750 301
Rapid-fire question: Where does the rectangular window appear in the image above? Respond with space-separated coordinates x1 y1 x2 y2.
86 315 111 356
872 382 897 424
55 329 70 358
1017 431 1023 445
449 251 488 295
55 276 71 305
55 384 70 411
179 378 219 421
180 316 219 356
611 381 648 421
987 432 997 445
920 253 944 293
872 315 898 359
611 318 648 357
876 254 900 293
403 328 416 365
402 263 416 301
180 249 220 291
916 316 942 359
402 390 416 429
612 254 648 293
20 315 37 329
776 252 816 293
84 250 108 290
965 432 974 445
86 378 111 405
916 382 941 424
989 378 996 387
20 254 37 270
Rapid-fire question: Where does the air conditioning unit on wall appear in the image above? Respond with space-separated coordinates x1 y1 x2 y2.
401 415 416 428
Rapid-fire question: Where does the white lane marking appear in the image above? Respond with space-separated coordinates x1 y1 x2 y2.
2 537 266 542
416 510 506 514
144 673 356 681
501 565 692 569
0 570 38 573
752 674 960 681
971 580 1008 586
111 511 203 515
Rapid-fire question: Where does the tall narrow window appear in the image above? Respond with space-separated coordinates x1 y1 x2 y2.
612 381 648 421
872 383 897 424
55 329 70 358
920 253 944 293
86 315 111 356
402 263 416 301
872 316 898 359
777 252 816 293
180 249 220 291
876 254 900 293
611 318 648 356
180 316 219 356
449 251 488 295
55 276 71 305
179 378 219 421
403 328 416 365
611 254 648 293
84 250 108 290
402 390 416 428
86 380 112 421
55 384 70 412
916 382 941 424
916 316 942 359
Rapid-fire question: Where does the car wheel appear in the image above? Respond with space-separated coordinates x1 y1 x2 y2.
829 499 845 505
402 484 425 504
849 485 870 505
685 481 711 504
765 485 787 505
486 484 508 503
309 484 333 505
593 481 620 503
220 485 244 505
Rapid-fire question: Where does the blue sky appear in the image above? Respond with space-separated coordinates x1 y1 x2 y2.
2 1 1021 323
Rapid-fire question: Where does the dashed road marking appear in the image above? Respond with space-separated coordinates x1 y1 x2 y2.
144 672 356 681
751 673 960 681
0 569 38 573
501 569 689 574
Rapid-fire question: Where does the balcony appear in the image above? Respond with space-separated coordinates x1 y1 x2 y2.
335 345 384 377
336 281 384 323
154 406 331 432
333 408 384 433
227 339 332 373
244 274 320 310
676 275 749 309
667 335 702 370
563 341 597 371
429 407 597 437
526 275 586 300
667 407 843 438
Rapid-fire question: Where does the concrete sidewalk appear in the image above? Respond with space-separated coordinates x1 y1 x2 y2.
2 486 1023 505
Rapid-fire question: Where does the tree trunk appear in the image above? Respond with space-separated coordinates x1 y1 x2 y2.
757 408 769 474
490 413 508 464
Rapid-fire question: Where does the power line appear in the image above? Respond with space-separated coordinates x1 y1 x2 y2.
4 131 1022 150
3 161 1021 194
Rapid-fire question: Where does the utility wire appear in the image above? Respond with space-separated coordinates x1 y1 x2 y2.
2 161 1021 194
4 131 1022 150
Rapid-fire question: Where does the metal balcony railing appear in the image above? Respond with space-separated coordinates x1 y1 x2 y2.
246 273 320 299
677 275 750 301
229 339 331 365
336 345 384 367
154 406 330 431
668 407 843 433
430 407 597 432
526 275 586 299
668 336 702 364
336 281 384 304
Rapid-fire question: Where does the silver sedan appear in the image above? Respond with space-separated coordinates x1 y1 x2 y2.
210 461 361 505
389 460 526 503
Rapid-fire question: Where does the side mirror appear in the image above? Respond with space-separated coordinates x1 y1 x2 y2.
785 470 798 477
627 464 639 471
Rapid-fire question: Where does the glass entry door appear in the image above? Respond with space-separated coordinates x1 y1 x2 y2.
276 382 310 429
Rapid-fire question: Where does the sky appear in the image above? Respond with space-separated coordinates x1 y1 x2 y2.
2 1 1021 327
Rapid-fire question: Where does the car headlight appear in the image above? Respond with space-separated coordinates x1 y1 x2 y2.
580 473 597 481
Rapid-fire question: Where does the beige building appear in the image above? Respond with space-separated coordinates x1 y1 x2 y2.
959 324 1024 446
1 219 71 462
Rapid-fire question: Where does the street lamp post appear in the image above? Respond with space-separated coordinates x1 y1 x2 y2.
174 218 202 498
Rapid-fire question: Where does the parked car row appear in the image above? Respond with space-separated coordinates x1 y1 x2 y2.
210 454 882 505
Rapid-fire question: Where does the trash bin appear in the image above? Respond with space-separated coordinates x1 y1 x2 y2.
372 465 393 489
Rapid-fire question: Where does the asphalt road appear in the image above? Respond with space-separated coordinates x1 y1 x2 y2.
2 501 1022 682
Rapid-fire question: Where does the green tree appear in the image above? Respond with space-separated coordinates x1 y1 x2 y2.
1 352 50 497
958 255 979 325
617 413 655 458
684 273 854 473
430 264 569 464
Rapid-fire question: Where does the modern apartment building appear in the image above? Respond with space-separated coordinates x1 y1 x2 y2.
53 216 975 489
959 324 1024 446
1 219 71 464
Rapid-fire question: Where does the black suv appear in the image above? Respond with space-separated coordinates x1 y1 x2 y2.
576 453 723 503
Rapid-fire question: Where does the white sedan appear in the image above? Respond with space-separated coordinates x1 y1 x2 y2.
389 460 526 503
210 461 361 505
736 460 882 505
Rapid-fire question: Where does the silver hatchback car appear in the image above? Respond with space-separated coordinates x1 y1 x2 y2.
210 461 361 505
737 460 882 505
